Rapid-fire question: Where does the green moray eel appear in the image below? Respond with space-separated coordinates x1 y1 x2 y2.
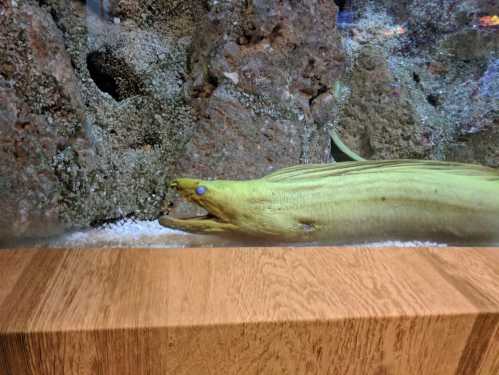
159 160 499 245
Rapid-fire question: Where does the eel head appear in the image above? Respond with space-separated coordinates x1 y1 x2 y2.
159 178 240 234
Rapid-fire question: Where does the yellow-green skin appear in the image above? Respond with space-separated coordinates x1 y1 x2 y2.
159 160 499 245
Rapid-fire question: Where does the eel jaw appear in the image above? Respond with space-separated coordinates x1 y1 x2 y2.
159 214 238 234
159 178 238 234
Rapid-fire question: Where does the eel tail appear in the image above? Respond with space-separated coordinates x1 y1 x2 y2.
330 128 366 162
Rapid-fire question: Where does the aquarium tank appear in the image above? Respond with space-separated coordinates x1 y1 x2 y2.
0 0 498 248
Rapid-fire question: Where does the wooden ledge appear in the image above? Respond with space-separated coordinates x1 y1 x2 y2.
1 247 498 374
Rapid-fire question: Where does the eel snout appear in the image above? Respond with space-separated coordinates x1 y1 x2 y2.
159 178 238 234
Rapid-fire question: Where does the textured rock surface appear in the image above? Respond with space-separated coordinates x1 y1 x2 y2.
0 3 86 240
177 85 307 179
1 0 195 240
338 0 498 162
179 0 345 179
335 47 425 159
445 120 499 168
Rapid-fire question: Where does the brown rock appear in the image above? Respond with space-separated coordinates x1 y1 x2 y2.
177 85 328 180
177 0 344 177
337 47 426 159
207 0 344 105
0 4 86 241
445 121 499 168
0 85 63 242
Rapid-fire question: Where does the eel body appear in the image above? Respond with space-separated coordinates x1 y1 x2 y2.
159 160 499 245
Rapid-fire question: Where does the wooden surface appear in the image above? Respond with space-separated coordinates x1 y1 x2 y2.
0 247 498 375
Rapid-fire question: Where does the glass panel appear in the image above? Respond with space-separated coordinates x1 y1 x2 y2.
1 0 498 248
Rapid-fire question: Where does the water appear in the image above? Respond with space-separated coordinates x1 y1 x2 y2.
1 0 498 248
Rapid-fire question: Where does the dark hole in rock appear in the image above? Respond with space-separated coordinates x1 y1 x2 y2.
237 21 266 46
412 72 421 83
335 0 353 27
199 0 211 12
309 84 329 106
207 73 219 89
143 131 162 147
86 50 144 102
426 94 440 107
269 24 283 43
193 72 219 98
457 135 471 142
237 33 264 45
87 52 119 99
334 0 348 11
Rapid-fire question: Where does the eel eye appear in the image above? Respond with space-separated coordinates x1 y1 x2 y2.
195 186 207 196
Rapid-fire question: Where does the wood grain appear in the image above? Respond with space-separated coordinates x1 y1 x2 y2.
0 247 498 374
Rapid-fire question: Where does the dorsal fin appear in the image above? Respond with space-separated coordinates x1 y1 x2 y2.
263 160 499 183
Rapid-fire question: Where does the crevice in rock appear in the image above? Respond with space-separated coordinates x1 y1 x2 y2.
90 212 135 227
268 24 283 43
426 93 441 107
334 0 348 12
131 130 162 150
86 49 144 101
237 33 264 46
192 72 219 98
206 73 219 90
237 20 265 46
309 84 329 106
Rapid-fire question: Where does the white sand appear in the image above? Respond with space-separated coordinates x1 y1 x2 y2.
48 219 447 248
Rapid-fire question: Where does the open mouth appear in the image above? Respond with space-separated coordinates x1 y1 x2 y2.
171 211 223 223
159 179 229 232
165 197 224 223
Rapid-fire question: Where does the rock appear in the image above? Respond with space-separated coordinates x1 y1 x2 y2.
445 120 499 168
52 8 196 228
355 0 498 47
336 47 425 159
439 29 498 61
109 0 205 36
166 80 331 217
1 1 196 240
345 1 498 165
0 4 87 241
164 0 343 215
0 84 63 242
190 0 345 111
480 59 499 100
176 84 329 180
